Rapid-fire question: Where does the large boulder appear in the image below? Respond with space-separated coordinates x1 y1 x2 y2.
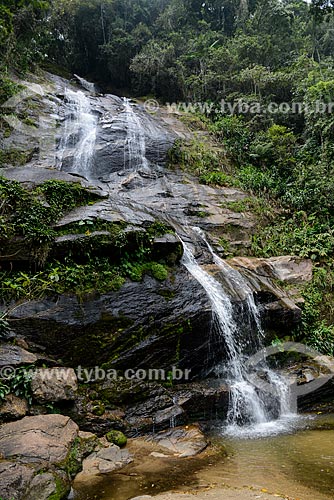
7 268 214 376
228 256 313 285
0 414 79 466
0 414 87 500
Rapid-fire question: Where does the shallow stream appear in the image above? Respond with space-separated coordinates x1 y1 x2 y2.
72 414 334 500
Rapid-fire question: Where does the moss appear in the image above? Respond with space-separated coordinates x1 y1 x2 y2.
158 289 176 301
91 401 105 416
47 474 69 500
0 148 33 167
71 315 134 366
146 262 168 281
105 430 127 447
62 437 82 478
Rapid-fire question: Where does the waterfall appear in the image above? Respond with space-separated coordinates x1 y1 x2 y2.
123 98 149 170
57 88 97 180
74 74 96 93
181 234 296 438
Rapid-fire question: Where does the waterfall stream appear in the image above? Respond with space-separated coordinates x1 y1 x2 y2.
57 87 97 179
55 78 297 438
181 233 296 438
123 97 149 171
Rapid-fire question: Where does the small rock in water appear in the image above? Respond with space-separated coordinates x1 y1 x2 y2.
145 424 208 458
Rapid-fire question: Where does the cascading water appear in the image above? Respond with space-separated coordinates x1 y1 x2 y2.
181 232 296 438
123 98 149 171
74 74 96 93
57 88 97 180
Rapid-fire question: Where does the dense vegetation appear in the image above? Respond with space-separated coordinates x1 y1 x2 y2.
1 0 334 354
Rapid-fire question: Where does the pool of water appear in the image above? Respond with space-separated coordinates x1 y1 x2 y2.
72 414 334 500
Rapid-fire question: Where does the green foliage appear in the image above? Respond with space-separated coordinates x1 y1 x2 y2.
0 258 125 302
0 178 99 261
169 138 223 176
0 148 32 167
0 364 35 404
252 213 334 261
297 266 334 355
223 197 274 219
199 171 237 188
169 136 237 189
146 262 168 281
0 75 21 105
209 116 251 166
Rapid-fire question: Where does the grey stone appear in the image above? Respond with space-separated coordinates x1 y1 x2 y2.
0 461 34 500
0 344 37 367
0 414 79 466
0 394 28 422
31 367 78 403
145 425 208 458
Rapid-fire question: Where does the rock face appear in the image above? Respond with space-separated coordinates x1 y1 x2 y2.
123 381 229 435
31 367 78 403
1 71 317 441
8 268 215 375
228 256 313 285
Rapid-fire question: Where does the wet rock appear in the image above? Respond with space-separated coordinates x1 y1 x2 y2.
152 234 183 263
124 381 229 434
63 393 126 436
8 269 215 376
55 197 155 228
0 394 28 422
146 424 208 458
0 165 106 197
0 343 38 366
285 355 334 411
31 367 78 403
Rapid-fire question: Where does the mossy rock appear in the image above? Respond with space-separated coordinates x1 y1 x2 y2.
105 430 127 447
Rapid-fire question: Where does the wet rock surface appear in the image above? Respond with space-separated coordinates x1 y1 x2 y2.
146 425 208 458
